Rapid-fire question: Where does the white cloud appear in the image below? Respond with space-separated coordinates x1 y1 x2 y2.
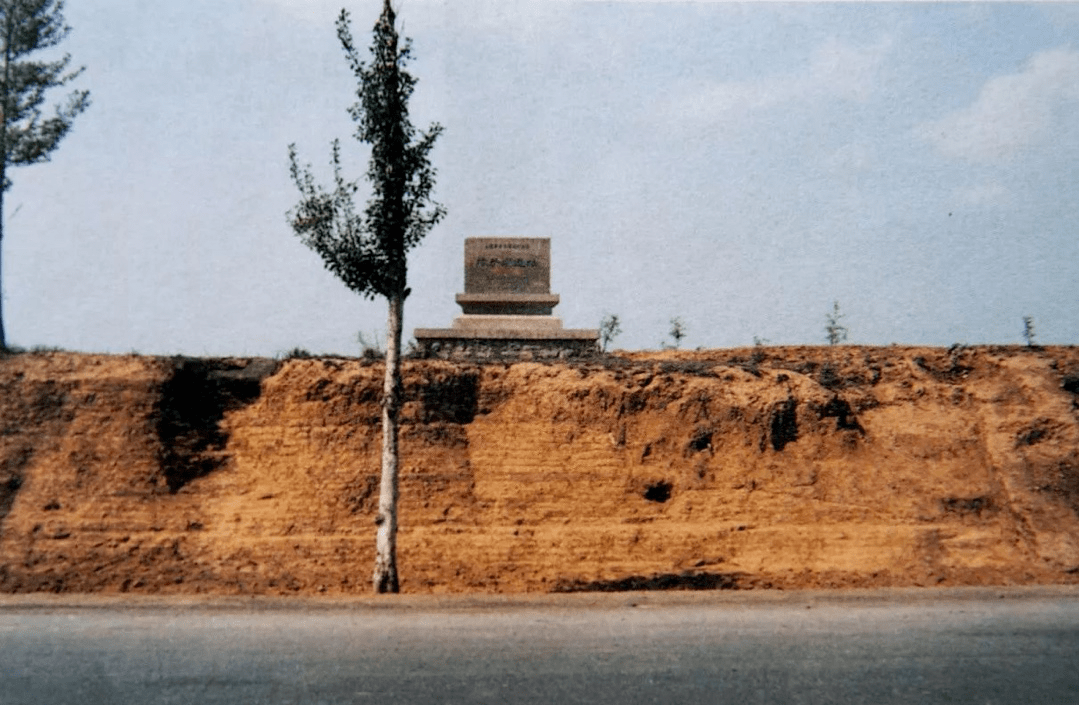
665 37 891 126
921 48 1079 163
825 141 876 175
957 181 1011 207
807 39 887 102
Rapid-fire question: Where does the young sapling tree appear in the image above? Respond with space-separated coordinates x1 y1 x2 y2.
287 1 444 593
1023 316 1036 348
825 301 848 346
599 313 621 353
668 317 686 349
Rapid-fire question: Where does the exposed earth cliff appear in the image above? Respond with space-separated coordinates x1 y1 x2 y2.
2 345 1078 594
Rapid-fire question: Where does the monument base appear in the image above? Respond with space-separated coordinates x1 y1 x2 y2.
452 314 564 333
413 325 599 361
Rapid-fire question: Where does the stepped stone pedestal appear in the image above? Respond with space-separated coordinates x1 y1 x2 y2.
414 237 599 360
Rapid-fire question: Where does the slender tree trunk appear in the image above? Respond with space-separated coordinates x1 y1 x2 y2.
372 290 404 593
0 24 7 351
0 12 10 352
0 183 6 350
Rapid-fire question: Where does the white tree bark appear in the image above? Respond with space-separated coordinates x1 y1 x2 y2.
372 291 404 592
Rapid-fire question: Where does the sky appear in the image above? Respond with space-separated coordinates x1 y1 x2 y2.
3 0 1078 355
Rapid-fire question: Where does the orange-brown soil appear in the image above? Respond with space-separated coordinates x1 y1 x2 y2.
2 346 1078 595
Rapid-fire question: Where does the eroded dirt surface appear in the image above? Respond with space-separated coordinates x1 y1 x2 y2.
2 346 1079 594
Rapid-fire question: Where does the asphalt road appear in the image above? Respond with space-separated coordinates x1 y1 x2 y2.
2 587 1078 705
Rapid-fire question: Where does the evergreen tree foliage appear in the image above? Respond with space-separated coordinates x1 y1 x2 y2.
0 0 90 349
287 1 444 593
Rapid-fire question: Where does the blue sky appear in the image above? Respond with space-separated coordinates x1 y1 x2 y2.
3 1 1078 354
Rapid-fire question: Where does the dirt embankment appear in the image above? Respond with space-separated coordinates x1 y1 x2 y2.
2 346 1078 595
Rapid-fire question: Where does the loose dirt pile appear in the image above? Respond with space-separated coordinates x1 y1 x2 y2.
2 346 1078 594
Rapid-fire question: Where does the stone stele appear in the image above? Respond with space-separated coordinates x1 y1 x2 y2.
414 237 599 359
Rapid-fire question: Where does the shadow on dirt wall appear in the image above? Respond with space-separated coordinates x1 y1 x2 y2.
153 358 278 493
554 571 746 592
416 370 480 424
0 377 76 531
0 462 24 529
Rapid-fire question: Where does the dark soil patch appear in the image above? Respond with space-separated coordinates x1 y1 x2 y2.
815 397 865 432
941 496 994 517
643 481 672 503
417 370 479 424
767 398 799 451
553 571 744 592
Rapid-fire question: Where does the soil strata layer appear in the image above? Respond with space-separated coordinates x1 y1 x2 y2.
2 346 1078 594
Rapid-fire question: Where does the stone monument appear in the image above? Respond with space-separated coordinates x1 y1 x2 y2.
414 237 599 359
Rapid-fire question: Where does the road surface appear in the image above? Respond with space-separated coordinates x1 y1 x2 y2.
1 587 1078 704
